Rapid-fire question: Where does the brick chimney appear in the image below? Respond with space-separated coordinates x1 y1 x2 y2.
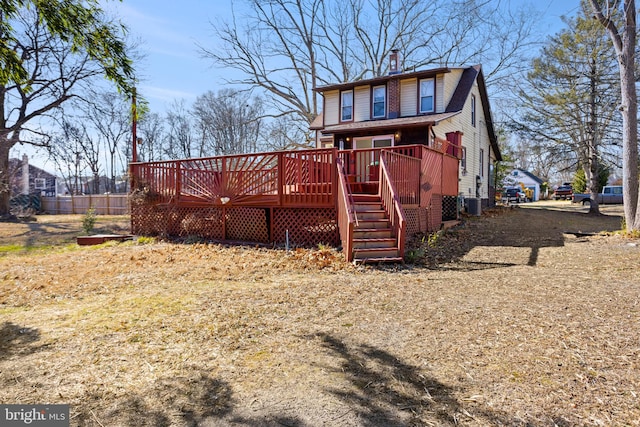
389 50 400 75
387 50 401 119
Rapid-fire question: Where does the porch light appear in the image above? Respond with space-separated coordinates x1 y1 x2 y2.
220 196 230 204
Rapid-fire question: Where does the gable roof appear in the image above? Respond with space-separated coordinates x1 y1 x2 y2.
512 168 544 185
445 65 501 161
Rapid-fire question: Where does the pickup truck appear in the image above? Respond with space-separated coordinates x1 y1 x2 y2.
553 185 573 200
572 185 623 205
501 187 526 204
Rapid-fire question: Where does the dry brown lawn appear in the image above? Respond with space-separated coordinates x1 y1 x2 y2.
1 202 639 426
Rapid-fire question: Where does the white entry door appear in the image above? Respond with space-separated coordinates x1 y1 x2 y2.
352 135 395 181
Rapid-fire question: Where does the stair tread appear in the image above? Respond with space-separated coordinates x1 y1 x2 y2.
353 256 404 264
353 247 399 253
353 237 396 242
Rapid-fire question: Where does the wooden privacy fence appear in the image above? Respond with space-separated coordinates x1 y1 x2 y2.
41 194 129 215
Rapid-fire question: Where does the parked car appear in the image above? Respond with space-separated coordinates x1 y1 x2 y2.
502 187 526 204
553 185 573 200
572 185 623 205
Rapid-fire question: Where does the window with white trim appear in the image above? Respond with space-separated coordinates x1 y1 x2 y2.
372 86 386 118
35 178 46 189
419 78 434 113
341 90 353 121
460 147 467 170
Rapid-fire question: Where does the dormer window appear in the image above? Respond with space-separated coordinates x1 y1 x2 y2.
372 85 386 118
341 90 353 121
419 78 434 113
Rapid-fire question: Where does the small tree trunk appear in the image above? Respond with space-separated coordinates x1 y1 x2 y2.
0 143 11 216
619 47 639 230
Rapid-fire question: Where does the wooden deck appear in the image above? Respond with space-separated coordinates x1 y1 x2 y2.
129 143 460 261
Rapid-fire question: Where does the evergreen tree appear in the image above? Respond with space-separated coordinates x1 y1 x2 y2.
511 4 621 214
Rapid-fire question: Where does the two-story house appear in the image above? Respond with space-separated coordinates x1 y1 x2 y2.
311 54 501 211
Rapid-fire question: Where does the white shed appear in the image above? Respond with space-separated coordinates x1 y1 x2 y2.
502 169 544 201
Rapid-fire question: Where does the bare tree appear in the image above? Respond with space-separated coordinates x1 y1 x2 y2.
48 124 89 195
192 89 263 156
136 112 165 162
0 2 134 215
163 100 196 160
200 0 538 138
588 0 639 231
83 90 131 192
261 116 311 151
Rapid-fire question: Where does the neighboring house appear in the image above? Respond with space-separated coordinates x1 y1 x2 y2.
311 54 502 208
503 169 544 201
9 155 57 197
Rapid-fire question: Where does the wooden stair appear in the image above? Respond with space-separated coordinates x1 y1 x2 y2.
351 194 404 264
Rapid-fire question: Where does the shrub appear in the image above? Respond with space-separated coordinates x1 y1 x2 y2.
82 206 97 235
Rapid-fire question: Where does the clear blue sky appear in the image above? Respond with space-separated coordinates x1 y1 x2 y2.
18 0 582 171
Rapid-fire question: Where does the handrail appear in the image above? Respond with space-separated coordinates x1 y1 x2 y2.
336 157 356 262
379 151 407 260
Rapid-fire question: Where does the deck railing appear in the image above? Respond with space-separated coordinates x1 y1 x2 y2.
336 158 356 262
379 150 421 205
131 148 336 208
379 151 408 259
337 145 420 184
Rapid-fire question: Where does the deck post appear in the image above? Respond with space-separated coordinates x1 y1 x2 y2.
332 148 338 209
175 162 181 202
278 152 284 207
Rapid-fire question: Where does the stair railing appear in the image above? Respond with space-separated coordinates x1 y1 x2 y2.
378 151 408 259
336 157 357 262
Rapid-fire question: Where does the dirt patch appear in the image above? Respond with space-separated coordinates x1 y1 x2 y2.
1 203 639 426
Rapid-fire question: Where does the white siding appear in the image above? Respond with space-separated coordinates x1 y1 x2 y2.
436 74 445 113
400 78 417 117
324 90 339 125
433 75 493 200
354 85 370 122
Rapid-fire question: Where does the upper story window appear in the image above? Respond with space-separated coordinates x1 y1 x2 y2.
471 94 476 126
341 90 353 121
372 85 386 118
35 178 46 189
419 78 434 113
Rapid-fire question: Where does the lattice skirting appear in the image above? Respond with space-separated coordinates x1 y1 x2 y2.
131 204 338 247
404 194 445 237
131 204 267 243
428 195 443 232
442 196 458 221
273 208 339 247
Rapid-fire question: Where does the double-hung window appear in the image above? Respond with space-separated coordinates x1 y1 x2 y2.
419 78 434 113
372 86 386 118
341 90 353 121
